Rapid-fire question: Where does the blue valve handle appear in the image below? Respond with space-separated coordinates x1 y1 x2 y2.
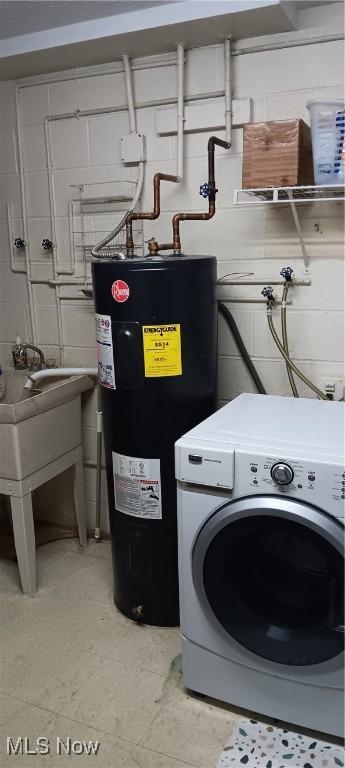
261 286 275 300
199 182 217 199
199 183 211 198
42 239 53 250
280 266 294 281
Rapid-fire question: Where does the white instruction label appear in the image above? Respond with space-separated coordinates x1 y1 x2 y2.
95 313 116 389
113 452 162 519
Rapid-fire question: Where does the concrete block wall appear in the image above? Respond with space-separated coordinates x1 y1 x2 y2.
0 34 344 533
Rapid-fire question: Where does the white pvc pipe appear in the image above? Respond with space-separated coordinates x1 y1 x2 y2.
67 199 76 276
224 37 232 145
177 42 185 181
24 368 98 390
122 54 136 134
43 118 67 362
44 118 75 276
7 202 26 274
218 279 311 286
14 87 38 345
45 90 225 126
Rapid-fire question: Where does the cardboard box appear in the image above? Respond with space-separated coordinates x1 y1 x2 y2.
242 119 314 188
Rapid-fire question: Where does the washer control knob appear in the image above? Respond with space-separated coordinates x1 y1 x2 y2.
271 462 294 485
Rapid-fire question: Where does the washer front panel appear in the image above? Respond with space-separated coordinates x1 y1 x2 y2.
233 450 345 519
192 495 344 667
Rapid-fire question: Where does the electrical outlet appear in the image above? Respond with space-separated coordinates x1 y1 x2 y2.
317 377 344 401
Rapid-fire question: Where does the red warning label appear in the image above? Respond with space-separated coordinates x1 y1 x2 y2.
111 279 130 303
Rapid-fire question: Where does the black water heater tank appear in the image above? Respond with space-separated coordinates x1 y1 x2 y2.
92 254 217 626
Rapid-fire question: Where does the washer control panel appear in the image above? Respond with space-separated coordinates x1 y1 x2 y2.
235 450 344 519
271 462 294 486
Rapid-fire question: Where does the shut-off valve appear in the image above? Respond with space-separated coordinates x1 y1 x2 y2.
42 239 53 250
280 266 294 282
199 182 217 198
261 286 275 302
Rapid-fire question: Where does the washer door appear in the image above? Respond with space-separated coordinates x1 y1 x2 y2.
193 496 344 666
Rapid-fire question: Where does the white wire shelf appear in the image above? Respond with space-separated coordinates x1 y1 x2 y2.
234 184 345 206
233 183 345 273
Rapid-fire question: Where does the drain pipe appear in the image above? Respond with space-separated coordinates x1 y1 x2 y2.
24 368 98 390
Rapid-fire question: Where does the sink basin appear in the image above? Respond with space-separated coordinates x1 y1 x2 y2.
0 370 94 481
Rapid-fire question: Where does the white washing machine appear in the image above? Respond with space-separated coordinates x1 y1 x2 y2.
175 394 344 737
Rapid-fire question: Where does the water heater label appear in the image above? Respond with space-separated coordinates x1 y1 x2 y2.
142 324 182 377
113 452 162 520
95 313 116 389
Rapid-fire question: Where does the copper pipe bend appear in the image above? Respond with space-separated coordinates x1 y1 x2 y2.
126 172 179 255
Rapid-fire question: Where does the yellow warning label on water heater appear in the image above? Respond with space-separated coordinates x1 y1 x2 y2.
142 324 182 377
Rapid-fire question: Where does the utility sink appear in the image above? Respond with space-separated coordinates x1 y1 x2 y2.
0 370 94 481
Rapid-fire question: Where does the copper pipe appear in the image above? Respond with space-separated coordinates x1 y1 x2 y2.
149 136 231 255
126 172 179 255
147 240 173 254
173 136 230 251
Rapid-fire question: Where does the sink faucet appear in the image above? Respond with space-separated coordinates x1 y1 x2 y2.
19 344 45 371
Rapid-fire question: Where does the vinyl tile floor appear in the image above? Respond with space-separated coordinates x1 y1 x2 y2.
0 539 340 768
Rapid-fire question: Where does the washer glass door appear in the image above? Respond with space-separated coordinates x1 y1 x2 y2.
193 496 344 666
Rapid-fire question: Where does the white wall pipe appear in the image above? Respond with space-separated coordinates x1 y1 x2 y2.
24 368 98 390
14 86 38 345
44 118 75 277
91 52 144 259
17 53 180 89
176 42 185 181
17 32 343 93
224 37 232 145
218 279 311 286
122 54 136 134
67 200 76 276
7 202 26 274
45 90 225 125
43 118 70 363
218 297 292 304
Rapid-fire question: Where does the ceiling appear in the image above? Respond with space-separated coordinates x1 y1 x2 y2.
0 0 342 81
0 1 170 39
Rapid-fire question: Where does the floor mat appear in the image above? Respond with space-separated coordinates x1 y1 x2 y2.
217 719 344 767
